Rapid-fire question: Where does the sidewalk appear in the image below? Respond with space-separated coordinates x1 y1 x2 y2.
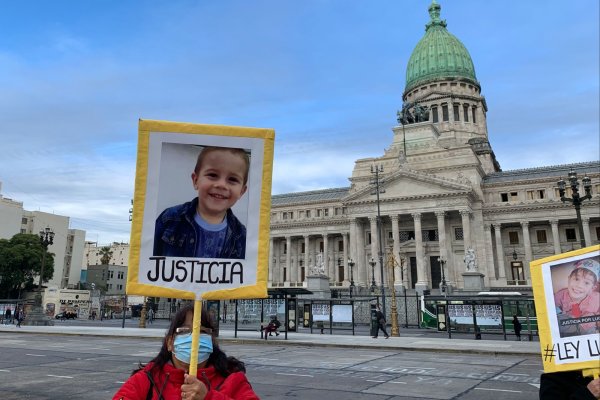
0 323 540 356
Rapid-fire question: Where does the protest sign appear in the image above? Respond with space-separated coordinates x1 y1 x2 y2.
127 119 274 301
531 245 600 373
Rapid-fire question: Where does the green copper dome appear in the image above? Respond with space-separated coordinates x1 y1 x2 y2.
405 1 478 94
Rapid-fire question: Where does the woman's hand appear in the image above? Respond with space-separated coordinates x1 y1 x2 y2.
587 377 600 399
181 373 208 400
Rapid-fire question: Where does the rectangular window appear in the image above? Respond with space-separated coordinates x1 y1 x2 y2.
21 217 27 224
319 241 324 252
510 192 518 200
432 106 439 123
399 231 415 242
289 211 293 219
317 209 322 217
367 232 372 245
442 104 449 121
335 207 341 216
536 230 547 244
511 262 525 282
301 243 305 253
20 228 26 234
306 210 311 218
454 227 464 241
423 229 438 241
463 104 469 122
565 228 577 242
338 241 344 251
472 106 477 123
282 212 288 220
453 104 460 121
527 190 546 200
283 243 287 254
298 210 304 218
509 231 519 245
501 193 509 202
324 209 329 217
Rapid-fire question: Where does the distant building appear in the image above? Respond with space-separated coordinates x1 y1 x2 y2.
86 264 128 296
82 241 130 268
0 182 86 290
268 2 600 295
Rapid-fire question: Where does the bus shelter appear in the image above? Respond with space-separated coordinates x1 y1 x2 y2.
421 293 537 340
231 288 312 340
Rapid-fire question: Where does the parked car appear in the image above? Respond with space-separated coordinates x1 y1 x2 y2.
55 311 77 320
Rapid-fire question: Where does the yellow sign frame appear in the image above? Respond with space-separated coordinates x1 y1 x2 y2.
531 244 600 373
127 119 274 301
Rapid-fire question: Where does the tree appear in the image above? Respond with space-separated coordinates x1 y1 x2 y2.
99 246 113 265
0 233 54 298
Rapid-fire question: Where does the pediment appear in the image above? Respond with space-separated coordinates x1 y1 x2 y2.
344 168 472 203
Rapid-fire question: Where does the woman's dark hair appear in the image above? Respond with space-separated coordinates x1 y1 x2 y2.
134 302 245 376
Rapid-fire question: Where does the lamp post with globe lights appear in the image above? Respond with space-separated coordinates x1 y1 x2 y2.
557 169 592 248
24 227 55 326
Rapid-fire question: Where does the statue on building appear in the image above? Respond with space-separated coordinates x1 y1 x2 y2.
309 253 326 276
397 102 430 125
464 248 478 272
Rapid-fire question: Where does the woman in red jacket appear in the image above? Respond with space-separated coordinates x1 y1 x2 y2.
114 304 259 400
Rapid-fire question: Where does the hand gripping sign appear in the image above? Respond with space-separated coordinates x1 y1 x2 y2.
531 245 600 379
127 120 274 374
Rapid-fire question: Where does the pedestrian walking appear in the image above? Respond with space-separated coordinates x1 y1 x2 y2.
113 303 259 400
512 315 522 341
147 307 154 324
15 308 24 328
372 305 389 339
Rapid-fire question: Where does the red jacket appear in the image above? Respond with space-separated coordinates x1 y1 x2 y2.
113 362 259 400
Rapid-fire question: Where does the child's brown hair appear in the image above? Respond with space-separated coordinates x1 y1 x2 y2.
194 146 250 185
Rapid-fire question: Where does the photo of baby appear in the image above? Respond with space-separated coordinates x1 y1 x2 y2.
153 146 249 259
552 257 600 338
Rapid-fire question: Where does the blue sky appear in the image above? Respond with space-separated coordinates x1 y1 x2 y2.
1 1 598 244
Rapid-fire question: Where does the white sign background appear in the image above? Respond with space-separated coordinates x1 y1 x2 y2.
138 131 265 293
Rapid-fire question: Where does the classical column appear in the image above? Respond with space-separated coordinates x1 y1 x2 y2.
343 232 349 284
460 210 472 252
435 211 448 283
356 219 367 286
269 238 274 284
582 217 591 247
550 219 561 254
413 213 428 292
483 224 495 280
303 235 310 281
369 217 380 284
493 224 506 279
323 233 330 280
521 222 532 281
286 236 292 284
391 215 401 285
296 239 303 283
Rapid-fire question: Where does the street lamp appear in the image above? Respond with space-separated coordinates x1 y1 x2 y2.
369 258 377 293
38 227 55 293
348 258 355 298
24 227 55 326
437 257 447 294
557 169 592 247
371 164 387 316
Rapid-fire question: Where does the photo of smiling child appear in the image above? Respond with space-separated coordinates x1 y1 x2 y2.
553 258 600 338
153 146 249 259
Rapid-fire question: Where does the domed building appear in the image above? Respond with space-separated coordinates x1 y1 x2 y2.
268 1 599 298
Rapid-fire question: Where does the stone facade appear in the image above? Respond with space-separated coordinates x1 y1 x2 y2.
268 3 600 295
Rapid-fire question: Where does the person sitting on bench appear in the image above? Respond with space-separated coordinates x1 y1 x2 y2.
264 315 281 337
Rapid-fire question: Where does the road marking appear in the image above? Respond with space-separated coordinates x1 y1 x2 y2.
0 369 10 372
276 373 313 378
366 380 386 383
26 354 46 357
116 381 126 384
502 373 529 376
529 383 540 388
47 374 74 379
475 388 521 393
390 381 407 384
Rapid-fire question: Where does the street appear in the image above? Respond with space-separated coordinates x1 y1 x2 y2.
0 331 542 399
